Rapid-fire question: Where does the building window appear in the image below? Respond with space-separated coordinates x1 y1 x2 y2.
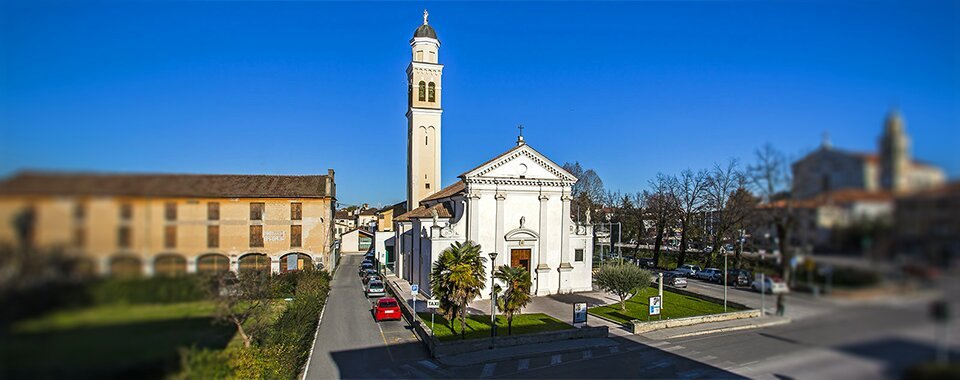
250 202 264 220
207 225 219 248
250 225 264 247
165 202 177 221
418 81 426 101
208 202 220 220
120 203 133 221
291 202 302 220
428 82 436 102
575 249 584 262
118 226 131 249
74 227 85 248
74 202 86 221
291 225 302 248
164 225 176 248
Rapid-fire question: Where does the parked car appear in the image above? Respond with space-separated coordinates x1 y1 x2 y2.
719 269 751 286
373 297 402 321
661 271 688 288
696 268 722 281
751 276 789 294
366 280 386 297
363 273 381 285
675 264 702 277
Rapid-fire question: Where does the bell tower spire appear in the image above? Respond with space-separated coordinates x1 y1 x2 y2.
407 11 444 209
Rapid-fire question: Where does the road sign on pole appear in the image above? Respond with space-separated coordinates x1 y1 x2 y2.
649 296 662 316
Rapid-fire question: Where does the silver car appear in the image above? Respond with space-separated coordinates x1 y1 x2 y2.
366 280 386 297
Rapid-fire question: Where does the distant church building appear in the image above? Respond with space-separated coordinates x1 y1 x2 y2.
792 110 945 200
394 12 594 299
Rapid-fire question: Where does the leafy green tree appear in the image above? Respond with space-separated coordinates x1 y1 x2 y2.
494 265 532 335
594 264 652 310
430 241 487 340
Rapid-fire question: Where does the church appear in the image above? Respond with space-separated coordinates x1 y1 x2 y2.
393 12 594 299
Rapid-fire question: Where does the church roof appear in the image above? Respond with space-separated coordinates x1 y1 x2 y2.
421 181 465 202
395 202 452 221
414 24 438 39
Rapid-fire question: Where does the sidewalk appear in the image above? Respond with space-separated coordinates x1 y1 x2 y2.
638 315 792 340
435 337 619 366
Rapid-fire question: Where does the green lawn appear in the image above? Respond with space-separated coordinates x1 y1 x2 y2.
0 301 235 379
589 287 741 324
417 312 572 342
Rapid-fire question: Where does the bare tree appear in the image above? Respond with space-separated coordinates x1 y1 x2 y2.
747 144 796 283
704 160 747 268
670 169 709 268
211 271 274 348
644 173 678 269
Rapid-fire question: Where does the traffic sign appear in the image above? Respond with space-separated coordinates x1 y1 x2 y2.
649 296 662 316
427 299 440 309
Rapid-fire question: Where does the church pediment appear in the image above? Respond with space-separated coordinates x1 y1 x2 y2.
460 144 577 183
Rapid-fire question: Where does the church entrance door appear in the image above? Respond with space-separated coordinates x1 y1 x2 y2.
510 249 531 273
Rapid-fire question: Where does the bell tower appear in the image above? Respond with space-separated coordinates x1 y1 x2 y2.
407 10 443 209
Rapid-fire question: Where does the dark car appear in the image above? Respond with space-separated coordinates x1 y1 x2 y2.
637 258 655 268
718 269 751 287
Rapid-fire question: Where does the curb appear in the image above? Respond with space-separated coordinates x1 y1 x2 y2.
653 318 792 340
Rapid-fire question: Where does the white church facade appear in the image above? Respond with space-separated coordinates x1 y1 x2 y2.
393 12 594 299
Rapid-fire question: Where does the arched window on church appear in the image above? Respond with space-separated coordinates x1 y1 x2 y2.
428 82 436 102
418 81 426 101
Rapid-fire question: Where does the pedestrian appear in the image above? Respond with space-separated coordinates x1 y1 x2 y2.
776 294 785 316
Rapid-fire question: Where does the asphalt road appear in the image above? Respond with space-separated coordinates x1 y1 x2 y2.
304 253 430 379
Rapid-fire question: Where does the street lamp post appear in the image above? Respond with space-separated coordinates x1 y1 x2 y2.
489 252 498 343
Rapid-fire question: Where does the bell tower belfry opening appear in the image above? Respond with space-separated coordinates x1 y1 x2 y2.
407 10 444 209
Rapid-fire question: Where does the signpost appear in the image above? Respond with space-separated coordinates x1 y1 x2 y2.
427 298 440 334
573 302 588 327
411 284 419 315
649 296 661 320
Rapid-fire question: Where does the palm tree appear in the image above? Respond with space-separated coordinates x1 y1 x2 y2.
430 241 487 339
494 265 532 335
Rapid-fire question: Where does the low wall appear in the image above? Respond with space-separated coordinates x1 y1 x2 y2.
384 277 608 358
630 309 761 334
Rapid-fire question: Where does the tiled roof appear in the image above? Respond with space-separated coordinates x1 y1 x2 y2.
422 181 466 202
395 203 452 221
0 171 332 198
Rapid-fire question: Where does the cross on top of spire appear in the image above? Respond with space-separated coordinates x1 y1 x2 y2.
423 9 429 25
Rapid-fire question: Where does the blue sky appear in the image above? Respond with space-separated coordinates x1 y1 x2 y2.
1 1 957 207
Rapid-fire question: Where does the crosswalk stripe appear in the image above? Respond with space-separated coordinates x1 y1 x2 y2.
583 350 593 359
480 363 496 378
418 360 440 370
518 359 530 371
550 354 562 365
400 364 431 379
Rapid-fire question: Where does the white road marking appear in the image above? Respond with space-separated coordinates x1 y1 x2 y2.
518 359 530 371
583 350 593 359
418 360 439 370
551 354 562 365
400 364 430 379
480 363 496 378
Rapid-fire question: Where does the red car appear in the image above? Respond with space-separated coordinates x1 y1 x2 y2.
373 297 402 321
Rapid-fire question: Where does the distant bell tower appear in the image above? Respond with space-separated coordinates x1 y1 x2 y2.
879 109 911 193
407 9 443 209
